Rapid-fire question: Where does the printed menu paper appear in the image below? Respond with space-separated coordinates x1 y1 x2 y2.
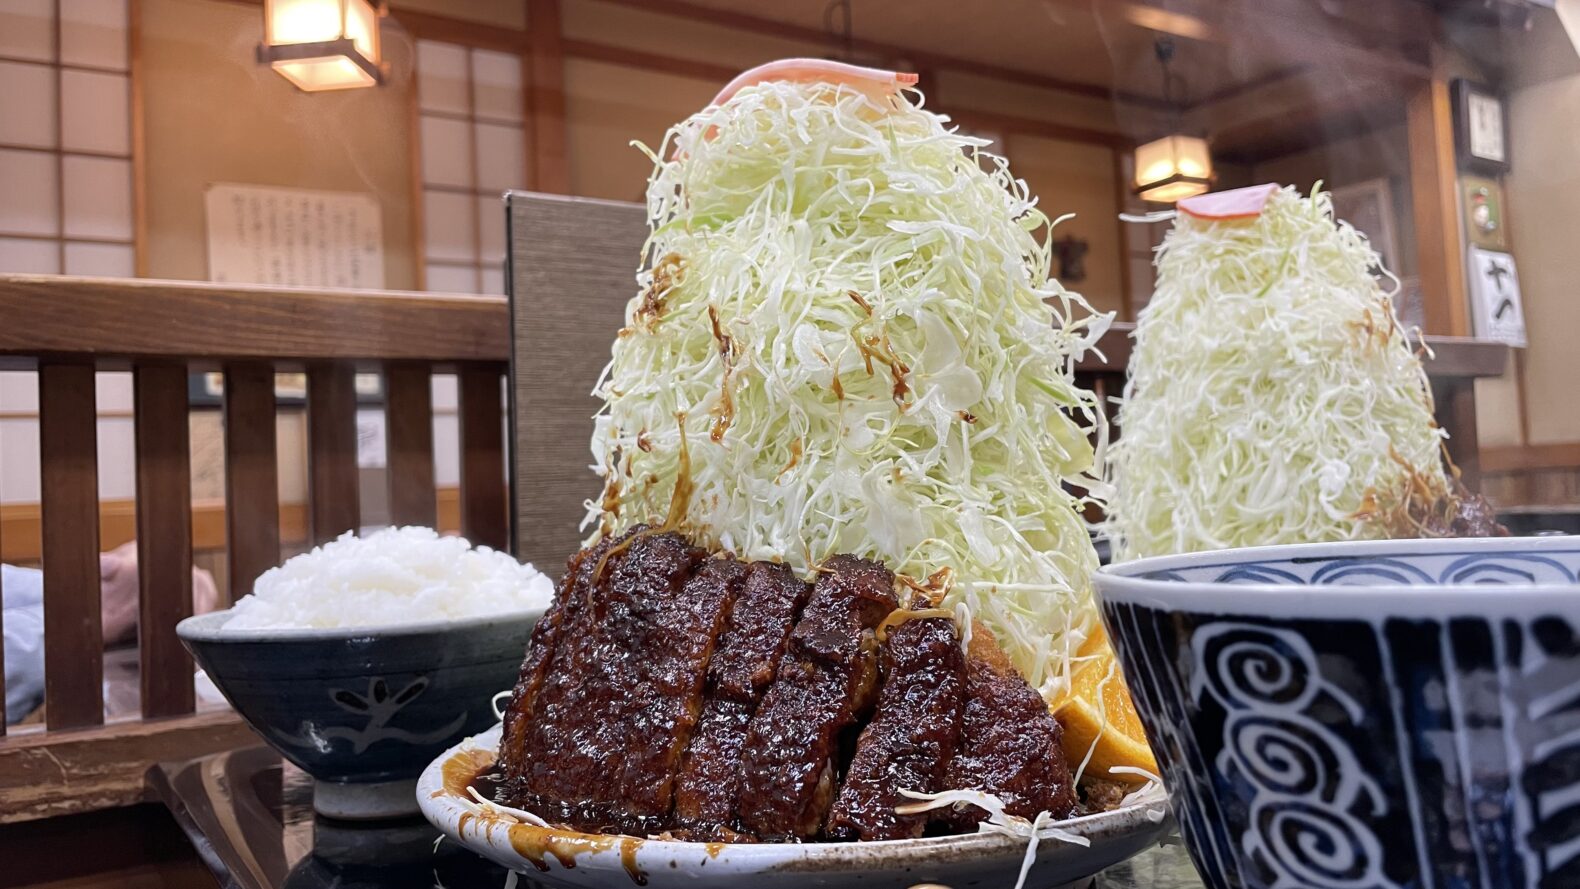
205 183 384 289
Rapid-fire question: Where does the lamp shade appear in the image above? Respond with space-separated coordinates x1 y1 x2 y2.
1133 134 1213 203
260 0 383 92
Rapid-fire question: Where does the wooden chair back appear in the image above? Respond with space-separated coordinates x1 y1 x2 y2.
0 274 511 823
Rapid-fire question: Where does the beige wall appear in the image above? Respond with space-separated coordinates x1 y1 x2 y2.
564 0 821 68
934 70 1128 136
1010 135 1124 316
133 0 1133 303
141 0 419 288
563 59 718 203
1507 21 1580 445
1250 124 1417 278
559 0 1131 300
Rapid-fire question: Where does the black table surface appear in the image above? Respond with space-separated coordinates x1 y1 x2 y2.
147 746 1205 889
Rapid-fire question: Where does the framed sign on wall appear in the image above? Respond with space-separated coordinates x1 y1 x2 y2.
1451 80 1511 176
204 183 385 289
1467 246 1527 347
1332 178 1400 274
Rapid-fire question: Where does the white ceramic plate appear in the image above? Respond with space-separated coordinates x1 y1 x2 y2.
418 725 1171 889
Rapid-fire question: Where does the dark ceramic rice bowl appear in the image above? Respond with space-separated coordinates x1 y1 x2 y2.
178 607 543 819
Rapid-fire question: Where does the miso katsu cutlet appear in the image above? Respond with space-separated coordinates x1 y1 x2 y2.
943 626 1077 829
501 528 718 833
826 613 965 841
672 561 811 840
495 532 1080 843
735 554 896 840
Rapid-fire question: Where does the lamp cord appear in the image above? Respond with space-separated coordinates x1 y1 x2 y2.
1155 37 1179 125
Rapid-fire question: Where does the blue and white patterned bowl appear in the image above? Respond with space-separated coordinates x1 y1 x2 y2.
1093 536 1580 889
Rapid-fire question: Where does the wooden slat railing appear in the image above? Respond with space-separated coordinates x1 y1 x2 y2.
0 274 511 824
459 365 509 550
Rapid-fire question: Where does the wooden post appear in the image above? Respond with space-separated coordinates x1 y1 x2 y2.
384 363 437 528
1407 74 1470 337
526 0 570 194
1434 378 1482 491
223 364 280 602
1111 146 1135 322
39 363 103 730
134 363 196 719
458 366 508 550
306 364 360 544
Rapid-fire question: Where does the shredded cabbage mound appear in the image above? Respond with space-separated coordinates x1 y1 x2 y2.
1104 185 1448 561
586 80 1111 690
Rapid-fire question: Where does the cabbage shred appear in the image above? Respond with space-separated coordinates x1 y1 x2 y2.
1104 186 1448 561
586 81 1110 690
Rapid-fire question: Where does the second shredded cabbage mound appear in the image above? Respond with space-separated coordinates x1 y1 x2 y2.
1104 185 1448 561
586 79 1111 693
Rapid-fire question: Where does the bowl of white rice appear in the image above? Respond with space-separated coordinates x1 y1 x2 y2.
178 527 553 820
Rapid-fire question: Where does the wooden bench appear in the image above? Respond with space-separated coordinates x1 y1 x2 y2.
0 274 511 823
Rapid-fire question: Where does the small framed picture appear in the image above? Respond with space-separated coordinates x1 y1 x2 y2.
1452 80 1511 175
1332 178 1400 274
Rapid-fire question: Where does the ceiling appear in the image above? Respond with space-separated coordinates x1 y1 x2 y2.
672 0 1435 96
651 0 1446 159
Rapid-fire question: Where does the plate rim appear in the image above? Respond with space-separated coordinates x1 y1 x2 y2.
417 723 1172 873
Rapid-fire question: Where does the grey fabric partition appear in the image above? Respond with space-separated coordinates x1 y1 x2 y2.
505 191 648 574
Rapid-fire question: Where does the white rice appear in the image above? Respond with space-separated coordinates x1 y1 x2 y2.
221 526 554 631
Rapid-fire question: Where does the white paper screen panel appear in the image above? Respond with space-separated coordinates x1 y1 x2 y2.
0 0 134 276
416 38 527 296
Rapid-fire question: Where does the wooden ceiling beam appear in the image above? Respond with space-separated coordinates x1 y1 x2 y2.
390 8 529 52
587 0 1175 110
1103 2 1218 43
562 39 740 84
1100 0 1432 49
952 108 1130 149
